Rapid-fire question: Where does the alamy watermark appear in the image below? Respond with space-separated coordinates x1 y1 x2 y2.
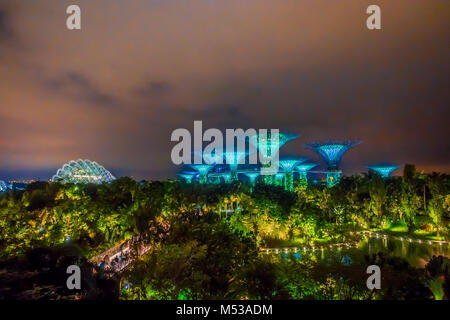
66 265 81 290
65 5 381 31
366 265 381 290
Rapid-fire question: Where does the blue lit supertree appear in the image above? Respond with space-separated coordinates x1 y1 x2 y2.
279 158 307 191
223 151 247 181
177 172 197 183
295 163 317 188
304 141 361 187
219 172 233 183
204 150 248 181
189 164 214 184
368 164 400 178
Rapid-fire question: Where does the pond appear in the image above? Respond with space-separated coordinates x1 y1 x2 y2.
267 234 450 268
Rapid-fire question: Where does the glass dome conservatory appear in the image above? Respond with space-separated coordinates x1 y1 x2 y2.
52 159 116 184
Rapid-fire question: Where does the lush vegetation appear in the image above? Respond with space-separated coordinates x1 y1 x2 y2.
0 164 449 299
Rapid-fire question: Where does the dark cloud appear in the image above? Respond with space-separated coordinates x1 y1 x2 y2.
0 9 7 35
136 81 174 97
0 5 12 40
46 72 122 109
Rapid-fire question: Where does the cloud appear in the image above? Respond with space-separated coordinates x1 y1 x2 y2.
0 0 449 180
45 71 122 109
0 5 12 40
136 80 174 97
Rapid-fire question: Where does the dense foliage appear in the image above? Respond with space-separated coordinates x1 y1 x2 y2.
0 165 449 299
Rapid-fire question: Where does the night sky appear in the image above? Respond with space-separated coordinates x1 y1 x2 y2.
0 0 449 181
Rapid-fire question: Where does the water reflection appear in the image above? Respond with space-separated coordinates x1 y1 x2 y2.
274 236 449 268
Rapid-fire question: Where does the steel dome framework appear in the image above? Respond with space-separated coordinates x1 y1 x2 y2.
52 159 116 184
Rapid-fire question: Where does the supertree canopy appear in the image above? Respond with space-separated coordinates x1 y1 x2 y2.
296 163 317 173
219 172 232 183
279 158 307 191
242 171 260 184
189 164 214 184
177 172 197 183
203 150 248 181
52 159 116 184
368 164 400 178
279 158 307 172
304 141 361 170
248 132 298 156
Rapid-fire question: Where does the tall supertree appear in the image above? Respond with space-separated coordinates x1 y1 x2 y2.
368 164 400 178
304 140 361 187
279 158 307 191
295 163 317 188
247 131 298 184
177 172 196 183
189 164 214 184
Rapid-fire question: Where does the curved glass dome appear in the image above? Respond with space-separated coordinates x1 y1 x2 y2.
0 180 10 193
52 159 116 184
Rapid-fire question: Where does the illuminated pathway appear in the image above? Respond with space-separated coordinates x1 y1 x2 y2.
91 239 152 274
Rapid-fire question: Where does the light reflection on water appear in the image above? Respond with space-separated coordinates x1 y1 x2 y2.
277 237 450 268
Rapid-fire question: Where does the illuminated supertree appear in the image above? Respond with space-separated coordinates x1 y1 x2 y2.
205 172 221 184
304 141 361 187
204 150 248 181
220 172 233 183
368 164 400 178
177 172 196 183
295 163 317 188
326 171 342 187
224 151 248 181
279 158 307 191
247 131 298 184
242 171 260 191
189 164 214 184
274 173 285 187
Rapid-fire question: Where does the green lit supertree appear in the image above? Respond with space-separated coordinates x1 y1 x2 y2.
295 163 317 188
274 173 285 187
279 158 307 191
